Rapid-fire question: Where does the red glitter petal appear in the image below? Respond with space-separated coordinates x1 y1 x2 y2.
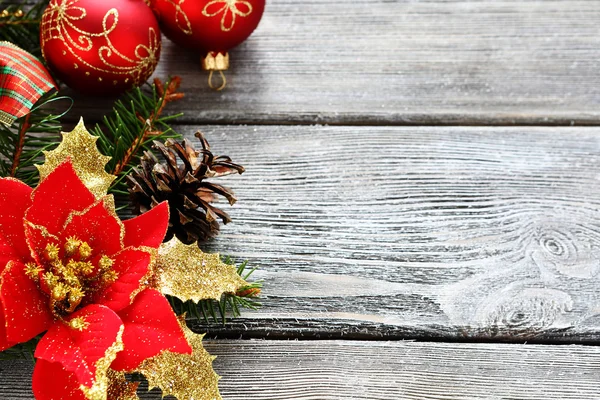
122 201 169 249
0 307 14 351
0 260 53 344
26 161 96 236
62 200 123 257
0 178 33 267
111 289 191 371
32 359 87 400
23 220 60 267
34 304 123 389
91 249 151 312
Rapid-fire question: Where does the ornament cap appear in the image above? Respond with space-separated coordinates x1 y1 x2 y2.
201 52 230 71
202 52 230 91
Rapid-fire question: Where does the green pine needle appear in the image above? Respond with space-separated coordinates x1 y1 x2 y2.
0 92 71 186
170 258 263 325
92 77 183 209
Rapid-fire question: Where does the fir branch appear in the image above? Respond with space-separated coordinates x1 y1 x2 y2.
0 0 49 58
171 258 263 325
92 77 184 205
0 92 70 186
111 78 184 176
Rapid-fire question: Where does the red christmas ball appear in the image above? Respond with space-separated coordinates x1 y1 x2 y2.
40 0 161 96
149 0 265 55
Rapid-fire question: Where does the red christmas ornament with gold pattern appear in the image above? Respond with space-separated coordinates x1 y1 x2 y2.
149 0 265 90
40 0 161 96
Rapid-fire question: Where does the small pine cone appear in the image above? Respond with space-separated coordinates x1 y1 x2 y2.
126 131 245 244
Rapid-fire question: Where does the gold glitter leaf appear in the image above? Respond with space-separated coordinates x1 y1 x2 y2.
138 316 221 400
106 369 140 400
37 118 115 199
156 238 247 302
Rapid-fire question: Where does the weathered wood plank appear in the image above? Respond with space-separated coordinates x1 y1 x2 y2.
173 125 600 342
56 0 600 125
2 340 600 399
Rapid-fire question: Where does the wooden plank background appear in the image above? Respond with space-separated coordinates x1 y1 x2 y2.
65 0 600 125
3 340 600 400
184 124 600 343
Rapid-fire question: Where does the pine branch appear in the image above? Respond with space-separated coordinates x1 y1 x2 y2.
10 112 31 176
0 0 49 58
171 258 263 325
0 92 69 186
92 77 184 207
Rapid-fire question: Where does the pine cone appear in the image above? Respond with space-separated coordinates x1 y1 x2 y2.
126 131 245 244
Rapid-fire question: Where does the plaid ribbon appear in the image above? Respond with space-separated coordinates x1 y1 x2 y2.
0 41 57 126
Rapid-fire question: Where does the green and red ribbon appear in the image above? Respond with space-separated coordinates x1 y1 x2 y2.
0 41 56 126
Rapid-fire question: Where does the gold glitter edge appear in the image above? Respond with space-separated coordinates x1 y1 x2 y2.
136 317 222 400
79 324 125 400
23 220 60 241
127 245 158 303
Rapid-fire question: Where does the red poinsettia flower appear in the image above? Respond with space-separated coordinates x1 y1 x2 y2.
0 160 192 399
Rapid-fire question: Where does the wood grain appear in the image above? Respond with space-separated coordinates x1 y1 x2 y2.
54 0 600 125
171 125 600 342
2 340 600 399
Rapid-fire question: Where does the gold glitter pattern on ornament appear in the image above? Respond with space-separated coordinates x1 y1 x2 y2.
80 325 125 400
106 369 140 400
138 315 221 400
40 0 160 85
156 237 247 302
37 118 115 199
163 0 192 35
202 0 253 32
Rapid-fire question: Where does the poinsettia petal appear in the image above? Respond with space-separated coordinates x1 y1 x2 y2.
0 260 53 344
34 304 124 396
111 289 191 372
92 249 151 312
33 359 87 400
62 199 123 257
122 201 169 249
0 178 33 267
24 220 60 266
26 161 96 236
0 308 14 352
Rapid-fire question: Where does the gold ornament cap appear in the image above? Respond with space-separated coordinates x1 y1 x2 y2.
202 52 229 91
201 52 229 71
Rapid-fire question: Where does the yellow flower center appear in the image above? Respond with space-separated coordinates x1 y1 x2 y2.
24 236 118 318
